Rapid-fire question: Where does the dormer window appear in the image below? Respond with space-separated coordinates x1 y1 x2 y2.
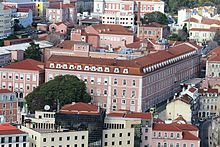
56 64 61 69
123 69 129 74
97 67 103 72
84 66 90 71
114 68 119 73
69 65 75 70
62 64 68 69
77 65 82 70
91 66 97 71
50 63 55 68
104 67 110 72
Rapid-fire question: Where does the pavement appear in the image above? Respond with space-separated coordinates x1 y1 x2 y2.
199 119 212 147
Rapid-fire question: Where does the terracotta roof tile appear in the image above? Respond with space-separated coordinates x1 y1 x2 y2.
189 87 197 93
92 24 133 35
2 59 44 71
0 89 12 93
182 131 200 140
198 88 218 94
107 111 152 119
60 102 98 113
0 124 25 135
184 18 199 23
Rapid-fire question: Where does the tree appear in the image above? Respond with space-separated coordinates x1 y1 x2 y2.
25 75 91 113
24 42 42 61
214 30 220 45
168 33 181 41
142 11 168 25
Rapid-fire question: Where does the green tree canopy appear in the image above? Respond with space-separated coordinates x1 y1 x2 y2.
142 11 168 25
25 75 91 113
24 42 42 61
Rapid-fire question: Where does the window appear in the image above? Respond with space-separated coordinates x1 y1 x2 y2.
105 134 108 138
145 136 148 140
164 143 167 147
90 89 94 95
157 142 161 147
190 144 194 147
8 137 12 143
131 90 135 98
90 77 94 84
171 133 174 138
23 136 26 142
82 136 85 139
176 143 180 147
122 79 126 85
132 80 136 86
122 90 126 97
16 144 19 147
114 79 118 84
165 132 167 138
113 89 117 96
81 144 84 147
104 142 107 146
122 99 126 104
43 138 46 142
16 136 19 142
177 133 180 139
119 141 122 145
158 132 161 138
59 137 62 141
20 74 24 80
128 132 130 136
51 137 54 141
26 74 30 80
23 143 26 147
104 78 108 85
119 133 122 137
183 144 186 147
104 89 107 96
75 136 77 140
112 133 115 138
127 140 130 144
1 137 5 143
112 142 115 146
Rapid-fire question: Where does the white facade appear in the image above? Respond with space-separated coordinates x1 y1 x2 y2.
102 128 134 147
21 126 89 147
166 99 192 123
0 3 12 39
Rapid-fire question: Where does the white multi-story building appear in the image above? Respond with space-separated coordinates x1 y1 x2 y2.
0 3 12 39
93 0 164 27
0 123 29 147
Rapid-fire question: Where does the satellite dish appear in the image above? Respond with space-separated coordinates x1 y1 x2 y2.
44 105 50 111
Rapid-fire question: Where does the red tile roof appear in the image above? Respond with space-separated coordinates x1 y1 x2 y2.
182 131 200 140
59 102 102 115
17 8 30 13
92 24 133 35
107 111 152 119
189 87 197 93
3 59 44 71
0 89 13 94
198 88 218 94
0 124 25 135
184 18 199 23
153 123 182 131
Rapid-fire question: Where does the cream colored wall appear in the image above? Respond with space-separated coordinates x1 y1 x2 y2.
166 100 191 122
102 128 134 147
21 126 89 147
104 117 141 128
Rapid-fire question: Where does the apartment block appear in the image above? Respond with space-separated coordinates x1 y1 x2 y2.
0 3 12 39
0 59 45 100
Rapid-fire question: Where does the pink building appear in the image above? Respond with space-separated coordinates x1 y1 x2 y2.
46 3 77 24
71 24 134 48
49 21 74 35
138 22 169 40
45 42 201 112
141 120 200 147
0 89 17 123
0 59 45 100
